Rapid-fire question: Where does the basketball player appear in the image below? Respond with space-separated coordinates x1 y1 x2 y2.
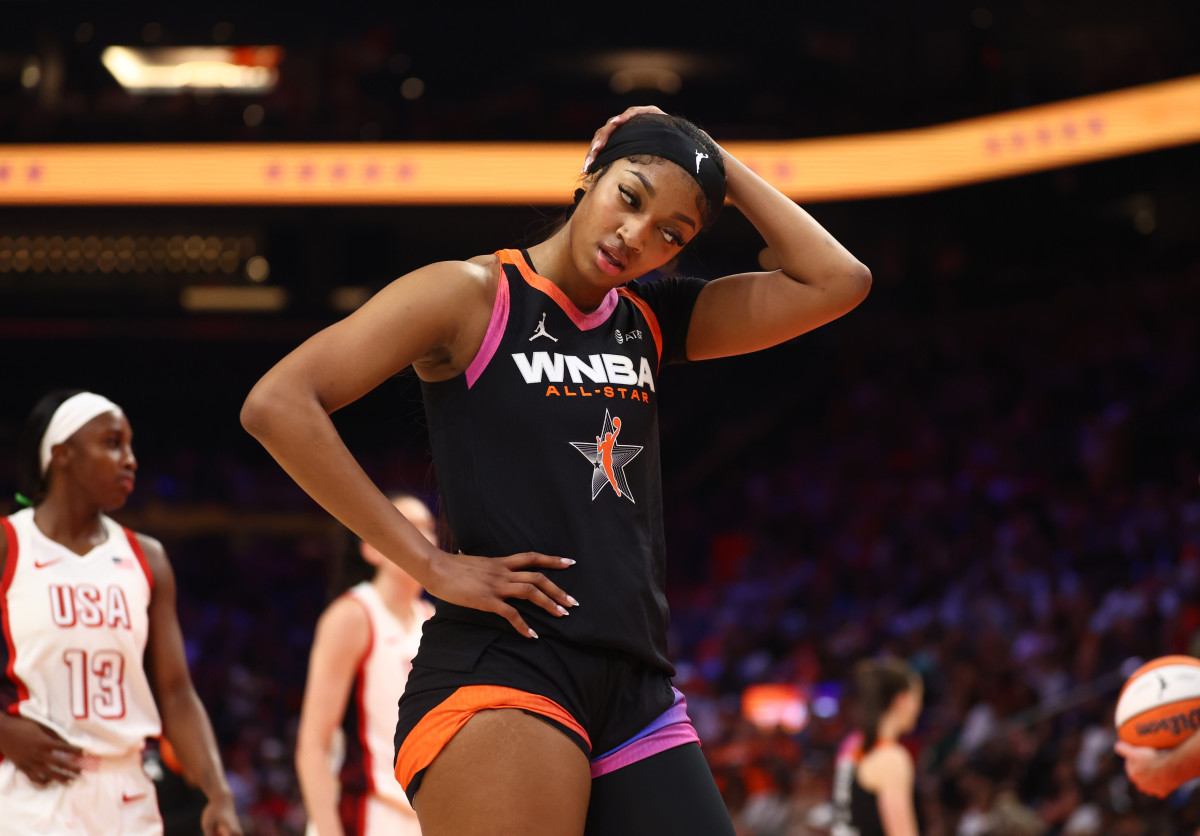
1116 736 1200 798
296 493 435 835
0 390 241 836
831 659 923 836
241 106 871 835
1115 484 1200 799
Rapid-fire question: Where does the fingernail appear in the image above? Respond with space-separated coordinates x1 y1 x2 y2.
528 629 539 639
557 605 569 616
567 596 580 607
591 142 601 153
560 558 576 565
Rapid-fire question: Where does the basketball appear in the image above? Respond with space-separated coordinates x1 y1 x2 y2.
1115 656 1200 749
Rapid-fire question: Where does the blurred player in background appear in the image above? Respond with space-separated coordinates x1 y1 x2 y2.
831 658 923 836
295 492 435 835
0 389 241 836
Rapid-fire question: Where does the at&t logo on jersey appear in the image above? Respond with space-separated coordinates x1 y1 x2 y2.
569 410 643 503
511 351 655 402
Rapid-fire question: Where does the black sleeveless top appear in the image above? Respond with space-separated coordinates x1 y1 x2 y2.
419 249 705 672
832 735 920 836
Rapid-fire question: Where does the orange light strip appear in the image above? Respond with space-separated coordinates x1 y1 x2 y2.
1 75 1198 206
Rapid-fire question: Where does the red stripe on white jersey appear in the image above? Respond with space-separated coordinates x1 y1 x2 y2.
350 595 376 797
122 528 154 593
1 517 31 716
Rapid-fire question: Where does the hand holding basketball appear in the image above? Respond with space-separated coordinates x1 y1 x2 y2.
1113 655 1200 798
1114 741 1177 798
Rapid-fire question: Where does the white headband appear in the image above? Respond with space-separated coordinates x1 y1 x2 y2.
39 392 123 475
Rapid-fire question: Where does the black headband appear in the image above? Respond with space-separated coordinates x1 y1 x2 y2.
588 121 726 227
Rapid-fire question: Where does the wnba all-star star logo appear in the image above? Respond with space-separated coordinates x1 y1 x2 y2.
569 410 643 503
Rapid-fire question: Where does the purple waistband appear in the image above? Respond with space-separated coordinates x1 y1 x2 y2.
589 687 701 779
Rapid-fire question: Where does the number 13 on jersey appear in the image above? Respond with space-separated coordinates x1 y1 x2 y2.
63 648 127 719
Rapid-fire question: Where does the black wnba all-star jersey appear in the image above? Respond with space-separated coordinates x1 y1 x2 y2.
420 248 705 673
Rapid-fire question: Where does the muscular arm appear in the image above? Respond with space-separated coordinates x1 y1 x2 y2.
685 152 872 360
582 105 870 362
142 534 241 836
241 258 578 637
240 259 493 589
295 597 371 836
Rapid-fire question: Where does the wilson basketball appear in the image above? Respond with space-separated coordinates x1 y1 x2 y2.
1115 656 1200 749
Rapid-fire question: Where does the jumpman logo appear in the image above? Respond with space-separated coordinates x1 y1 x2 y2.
694 150 709 173
529 312 558 342
569 410 643 503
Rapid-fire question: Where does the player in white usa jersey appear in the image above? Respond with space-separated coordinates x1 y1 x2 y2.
0 390 241 836
296 492 435 836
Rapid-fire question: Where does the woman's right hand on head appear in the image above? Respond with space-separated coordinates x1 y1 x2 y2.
424 551 579 638
0 714 83 785
582 105 668 173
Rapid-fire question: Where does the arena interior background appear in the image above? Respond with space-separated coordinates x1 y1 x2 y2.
2 2 1199 833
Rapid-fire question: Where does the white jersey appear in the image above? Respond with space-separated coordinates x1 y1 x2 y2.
344 582 431 812
1 508 161 758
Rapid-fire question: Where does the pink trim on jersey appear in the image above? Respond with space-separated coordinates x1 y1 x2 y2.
588 688 700 779
0 517 30 719
122 528 154 593
837 730 865 764
465 272 510 390
501 249 619 331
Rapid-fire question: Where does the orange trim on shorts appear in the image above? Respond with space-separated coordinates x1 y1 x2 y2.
615 287 663 364
393 684 591 791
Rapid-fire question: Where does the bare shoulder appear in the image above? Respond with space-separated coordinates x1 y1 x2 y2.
465 251 502 272
451 253 503 309
350 256 499 325
861 742 914 783
313 593 372 656
133 531 167 563
395 254 497 288
442 254 502 304
132 531 174 586
409 255 505 381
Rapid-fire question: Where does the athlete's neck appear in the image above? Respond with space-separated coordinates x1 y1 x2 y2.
876 714 904 745
525 234 611 314
372 572 422 626
32 493 108 556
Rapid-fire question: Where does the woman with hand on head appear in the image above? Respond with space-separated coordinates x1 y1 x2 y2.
0 390 241 836
242 105 871 835
295 492 436 836
831 659 924 836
